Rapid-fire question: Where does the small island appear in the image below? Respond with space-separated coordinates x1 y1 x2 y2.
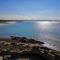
0 36 60 60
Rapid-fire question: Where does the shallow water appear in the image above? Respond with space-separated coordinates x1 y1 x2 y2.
0 21 60 51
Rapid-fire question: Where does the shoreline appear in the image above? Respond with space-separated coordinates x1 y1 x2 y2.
0 36 60 60
0 37 60 52
43 42 60 52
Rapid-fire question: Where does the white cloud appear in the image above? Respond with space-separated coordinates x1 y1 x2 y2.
0 14 60 20
0 9 60 20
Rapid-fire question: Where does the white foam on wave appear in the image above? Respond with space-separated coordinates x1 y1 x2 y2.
43 42 60 51
0 21 16 26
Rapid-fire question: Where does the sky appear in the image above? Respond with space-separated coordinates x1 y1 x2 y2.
0 0 60 20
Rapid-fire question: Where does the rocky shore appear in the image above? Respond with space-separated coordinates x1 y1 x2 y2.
0 36 60 60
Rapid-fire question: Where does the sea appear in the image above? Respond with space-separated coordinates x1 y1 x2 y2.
0 20 60 51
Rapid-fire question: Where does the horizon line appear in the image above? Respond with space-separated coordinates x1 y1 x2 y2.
0 20 60 23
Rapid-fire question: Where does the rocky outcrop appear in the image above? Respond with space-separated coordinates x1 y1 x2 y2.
0 36 60 60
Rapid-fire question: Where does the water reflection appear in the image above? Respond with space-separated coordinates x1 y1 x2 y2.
35 21 53 41
36 21 52 29
35 21 60 51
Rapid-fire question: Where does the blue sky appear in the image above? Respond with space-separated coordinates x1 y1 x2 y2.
0 0 60 20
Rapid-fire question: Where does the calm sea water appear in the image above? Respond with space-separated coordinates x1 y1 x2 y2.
0 21 60 51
